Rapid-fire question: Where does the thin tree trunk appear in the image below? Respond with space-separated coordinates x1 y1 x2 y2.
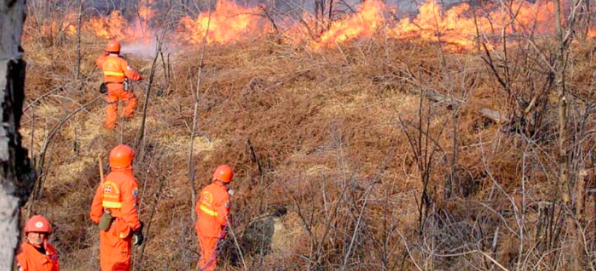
553 0 569 207
552 0 583 267
75 0 83 81
328 0 334 22
135 38 163 154
0 0 37 268
188 4 212 221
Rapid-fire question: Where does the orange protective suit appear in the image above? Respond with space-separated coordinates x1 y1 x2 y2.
195 182 230 271
90 167 141 271
16 241 59 271
96 54 142 129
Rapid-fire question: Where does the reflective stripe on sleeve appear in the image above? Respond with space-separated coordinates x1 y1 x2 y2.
103 71 125 77
102 201 122 208
200 204 218 217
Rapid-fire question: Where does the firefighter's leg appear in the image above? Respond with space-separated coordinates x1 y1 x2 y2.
120 91 137 118
100 227 132 271
106 91 119 129
198 235 219 271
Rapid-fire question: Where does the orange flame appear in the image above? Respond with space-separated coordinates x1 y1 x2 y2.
83 0 155 42
139 0 155 21
178 0 264 44
389 0 477 50
26 0 585 52
136 0 155 37
85 11 128 40
389 0 556 50
316 0 386 48
307 0 559 50
23 12 78 41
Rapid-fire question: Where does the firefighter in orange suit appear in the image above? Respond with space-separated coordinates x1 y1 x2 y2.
195 165 233 271
90 144 143 271
16 215 59 271
96 40 142 129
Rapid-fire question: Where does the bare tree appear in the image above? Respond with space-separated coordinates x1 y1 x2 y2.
0 0 37 268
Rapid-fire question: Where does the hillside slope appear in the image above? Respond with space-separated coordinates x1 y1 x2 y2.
20 30 596 270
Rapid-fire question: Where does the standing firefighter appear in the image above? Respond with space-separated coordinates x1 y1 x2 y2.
16 215 59 271
90 144 144 271
195 165 233 271
96 40 143 130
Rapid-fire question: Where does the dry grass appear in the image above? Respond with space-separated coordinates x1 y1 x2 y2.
18 13 596 271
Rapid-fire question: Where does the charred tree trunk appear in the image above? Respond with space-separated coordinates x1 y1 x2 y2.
0 0 37 269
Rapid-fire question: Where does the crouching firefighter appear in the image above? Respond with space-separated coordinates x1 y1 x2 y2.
16 215 59 271
195 165 234 271
90 144 144 271
96 40 143 130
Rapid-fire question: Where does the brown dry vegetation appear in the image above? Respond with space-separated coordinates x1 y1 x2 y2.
18 2 596 271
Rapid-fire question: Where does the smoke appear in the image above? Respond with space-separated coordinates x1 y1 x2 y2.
120 37 169 59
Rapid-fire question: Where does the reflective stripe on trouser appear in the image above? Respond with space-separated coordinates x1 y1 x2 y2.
198 235 218 271
100 221 132 271
106 89 137 129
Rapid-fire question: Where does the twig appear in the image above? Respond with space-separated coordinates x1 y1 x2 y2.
75 0 82 81
397 229 423 271
136 176 165 268
226 220 248 271
136 33 165 153
246 139 262 176
427 250 510 271
97 154 104 182
188 0 213 221
341 148 394 270
340 181 376 270
34 96 101 200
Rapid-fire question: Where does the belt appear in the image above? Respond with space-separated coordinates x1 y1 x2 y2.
105 82 124 85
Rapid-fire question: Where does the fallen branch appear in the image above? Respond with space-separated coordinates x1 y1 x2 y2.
34 96 101 200
417 88 510 123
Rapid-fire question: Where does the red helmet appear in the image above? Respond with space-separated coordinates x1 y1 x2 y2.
106 40 121 53
24 215 52 234
213 165 233 183
109 144 135 169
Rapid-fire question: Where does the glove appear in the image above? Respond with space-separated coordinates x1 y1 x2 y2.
228 189 234 197
99 83 107 94
132 222 144 246
132 230 144 246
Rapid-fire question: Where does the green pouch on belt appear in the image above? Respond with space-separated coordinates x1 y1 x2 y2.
98 211 114 231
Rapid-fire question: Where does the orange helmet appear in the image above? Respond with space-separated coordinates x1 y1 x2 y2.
106 40 121 53
24 215 52 234
109 144 135 169
213 165 233 183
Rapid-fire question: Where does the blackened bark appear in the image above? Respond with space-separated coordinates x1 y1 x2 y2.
0 0 37 268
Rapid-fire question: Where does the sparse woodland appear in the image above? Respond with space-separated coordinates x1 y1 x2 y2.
10 0 596 270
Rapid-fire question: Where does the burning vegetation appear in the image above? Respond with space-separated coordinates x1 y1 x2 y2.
19 0 596 270
24 0 577 50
